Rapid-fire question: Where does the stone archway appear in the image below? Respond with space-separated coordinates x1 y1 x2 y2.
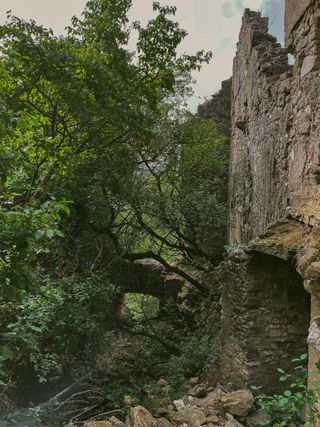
220 247 311 393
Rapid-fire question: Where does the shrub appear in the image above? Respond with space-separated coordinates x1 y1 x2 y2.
0 272 117 386
253 354 320 427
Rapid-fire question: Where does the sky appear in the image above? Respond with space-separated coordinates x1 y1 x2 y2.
0 0 284 110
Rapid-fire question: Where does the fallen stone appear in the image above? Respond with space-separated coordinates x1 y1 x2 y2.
169 406 207 427
246 410 270 427
205 415 219 423
84 422 113 427
124 395 134 407
189 384 208 398
157 407 169 416
173 399 185 411
158 418 173 427
158 378 169 387
219 390 254 417
188 377 200 386
109 416 130 427
130 406 160 427
188 389 220 412
225 413 245 427
187 396 198 405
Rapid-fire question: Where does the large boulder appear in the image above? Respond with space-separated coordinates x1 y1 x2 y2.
219 390 254 417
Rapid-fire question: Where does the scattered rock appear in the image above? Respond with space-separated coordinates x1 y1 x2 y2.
162 385 171 394
225 413 245 427
109 416 130 427
188 377 200 386
202 366 220 388
219 390 254 417
158 378 169 387
173 399 185 411
84 422 113 427
157 407 169 416
158 418 173 427
246 410 270 427
169 406 207 427
187 395 197 404
124 395 134 407
205 415 219 423
189 384 208 398
130 406 160 427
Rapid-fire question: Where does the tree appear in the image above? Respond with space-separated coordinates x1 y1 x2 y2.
0 0 212 297
0 2 231 417
71 109 228 293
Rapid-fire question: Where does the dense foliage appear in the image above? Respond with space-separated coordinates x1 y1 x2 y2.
0 0 228 423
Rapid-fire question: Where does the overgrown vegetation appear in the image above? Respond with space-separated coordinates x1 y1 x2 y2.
253 354 320 427
0 0 227 424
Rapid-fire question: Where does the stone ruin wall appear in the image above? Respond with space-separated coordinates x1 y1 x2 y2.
217 0 320 393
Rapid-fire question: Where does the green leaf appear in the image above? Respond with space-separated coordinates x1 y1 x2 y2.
46 229 54 239
35 230 45 240
59 204 70 216
278 397 289 407
0 346 14 361
29 325 42 333
284 390 292 397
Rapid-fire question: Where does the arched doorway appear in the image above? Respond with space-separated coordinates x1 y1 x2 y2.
221 249 310 392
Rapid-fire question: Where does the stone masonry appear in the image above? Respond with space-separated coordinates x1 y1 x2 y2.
218 0 320 393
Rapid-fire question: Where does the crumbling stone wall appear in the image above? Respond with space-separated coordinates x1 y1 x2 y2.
229 1 320 244
221 0 320 392
229 9 291 244
197 78 232 137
